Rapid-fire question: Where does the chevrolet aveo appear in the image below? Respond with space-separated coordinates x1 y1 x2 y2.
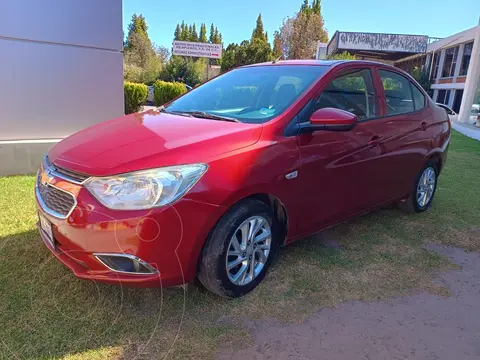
36 60 450 298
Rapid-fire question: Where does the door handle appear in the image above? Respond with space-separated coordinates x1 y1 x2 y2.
421 121 428 131
368 135 382 146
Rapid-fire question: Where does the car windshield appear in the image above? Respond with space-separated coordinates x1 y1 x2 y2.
164 65 328 124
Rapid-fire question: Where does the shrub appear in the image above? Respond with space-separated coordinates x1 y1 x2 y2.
124 81 148 114
153 81 187 106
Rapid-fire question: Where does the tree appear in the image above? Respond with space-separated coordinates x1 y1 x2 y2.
252 13 267 42
125 14 149 46
300 0 309 13
174 24 181 41
312 0 321 15
124 14 155 68
124 14 164 85
209 24 215 43
154 44 170 63
199 23 207 43
277 2 328 59
160 56 206 86
326 51 355 60
221 16 273 72
410 66 433 96
191 24 199 42
272 31 283 59
180 21 189 41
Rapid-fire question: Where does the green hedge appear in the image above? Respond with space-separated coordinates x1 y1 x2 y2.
153 81 187 106
124 81 148 114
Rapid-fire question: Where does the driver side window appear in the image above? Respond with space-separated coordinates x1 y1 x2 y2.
313 68 377 121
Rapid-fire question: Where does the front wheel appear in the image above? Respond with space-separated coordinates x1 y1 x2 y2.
400 161 438 213
197 199 280 298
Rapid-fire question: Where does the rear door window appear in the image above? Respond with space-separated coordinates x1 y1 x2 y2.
378 70 415 115
411 84 426 111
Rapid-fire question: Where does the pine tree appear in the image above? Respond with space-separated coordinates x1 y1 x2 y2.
124 13 155 68
214 27 220 44
312 0 321 15
188 25 193 41
174 24 181 41
300 0 309 13
180 21 189 41
209 23 215 43
192 23 199 42
251 14 267 42
126 14 150 48
199 23 207 43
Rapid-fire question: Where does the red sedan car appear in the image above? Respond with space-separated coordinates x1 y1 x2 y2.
36 60 450 298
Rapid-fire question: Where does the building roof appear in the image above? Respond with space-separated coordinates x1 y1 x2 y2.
326 31 429 61
395 24 479 63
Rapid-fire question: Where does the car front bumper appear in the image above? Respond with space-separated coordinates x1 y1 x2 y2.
35 178 226 288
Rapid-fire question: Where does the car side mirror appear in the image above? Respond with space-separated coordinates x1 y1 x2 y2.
299 107 358 133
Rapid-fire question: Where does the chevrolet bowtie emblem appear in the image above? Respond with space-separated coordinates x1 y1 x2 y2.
42 168 55 186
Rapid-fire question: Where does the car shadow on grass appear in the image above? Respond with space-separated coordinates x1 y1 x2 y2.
0 204 462 360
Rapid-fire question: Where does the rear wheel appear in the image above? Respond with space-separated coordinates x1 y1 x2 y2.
400 161 438 213
197 199 280 298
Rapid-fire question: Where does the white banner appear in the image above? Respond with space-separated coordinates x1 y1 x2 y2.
172 40 222 59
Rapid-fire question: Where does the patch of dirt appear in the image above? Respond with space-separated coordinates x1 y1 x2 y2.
218 245 480 360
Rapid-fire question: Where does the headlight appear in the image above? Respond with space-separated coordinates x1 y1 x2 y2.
84 164 207 210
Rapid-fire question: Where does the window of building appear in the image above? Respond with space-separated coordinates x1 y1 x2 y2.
313 68 376 121
436 89 451 105
411 84 426 110
378 70 414 115
441 46 459 78
459 42 474 76
431 52 440 80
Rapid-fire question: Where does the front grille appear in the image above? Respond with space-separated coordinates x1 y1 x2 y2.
45 156 90 183
53 165 90 183
36 172 76 217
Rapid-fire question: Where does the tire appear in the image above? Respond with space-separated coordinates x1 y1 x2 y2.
400 161 438 213
197 198 280 298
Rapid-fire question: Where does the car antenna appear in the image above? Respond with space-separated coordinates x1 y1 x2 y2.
272 55 282 64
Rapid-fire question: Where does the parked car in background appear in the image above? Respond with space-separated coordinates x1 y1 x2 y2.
147 85 154 103
436 103 457 123
36 60 450 298
471 104 479 125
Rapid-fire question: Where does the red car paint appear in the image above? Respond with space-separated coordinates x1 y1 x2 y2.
36 60 450 287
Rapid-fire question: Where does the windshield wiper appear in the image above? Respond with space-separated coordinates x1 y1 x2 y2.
187 111 240 123
159 108 194 117
159 108 239 122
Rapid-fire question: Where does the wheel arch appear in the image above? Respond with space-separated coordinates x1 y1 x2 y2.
426 152 443 174
194 192 290 277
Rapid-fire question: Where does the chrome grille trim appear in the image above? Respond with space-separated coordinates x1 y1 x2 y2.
36 168 77 219
44 156 91 185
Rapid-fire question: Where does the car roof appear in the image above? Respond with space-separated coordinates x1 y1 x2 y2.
244 59 393 68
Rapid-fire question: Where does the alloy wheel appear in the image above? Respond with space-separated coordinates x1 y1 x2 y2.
225 216 272 286
416 167 436 207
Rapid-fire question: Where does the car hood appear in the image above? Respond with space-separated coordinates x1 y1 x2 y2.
49 110 262 176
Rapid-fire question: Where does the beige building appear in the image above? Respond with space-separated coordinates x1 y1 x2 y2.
322 20 480 125
395 22 480 124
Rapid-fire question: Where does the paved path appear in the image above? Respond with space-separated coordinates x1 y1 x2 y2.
218 245 480 360
452 121 480 141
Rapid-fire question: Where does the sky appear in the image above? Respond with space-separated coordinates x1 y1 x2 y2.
123 0 480 49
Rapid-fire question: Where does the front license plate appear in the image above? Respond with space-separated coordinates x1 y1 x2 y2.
39 213 55 249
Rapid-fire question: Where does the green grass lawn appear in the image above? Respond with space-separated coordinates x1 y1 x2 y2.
1 130 479 359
